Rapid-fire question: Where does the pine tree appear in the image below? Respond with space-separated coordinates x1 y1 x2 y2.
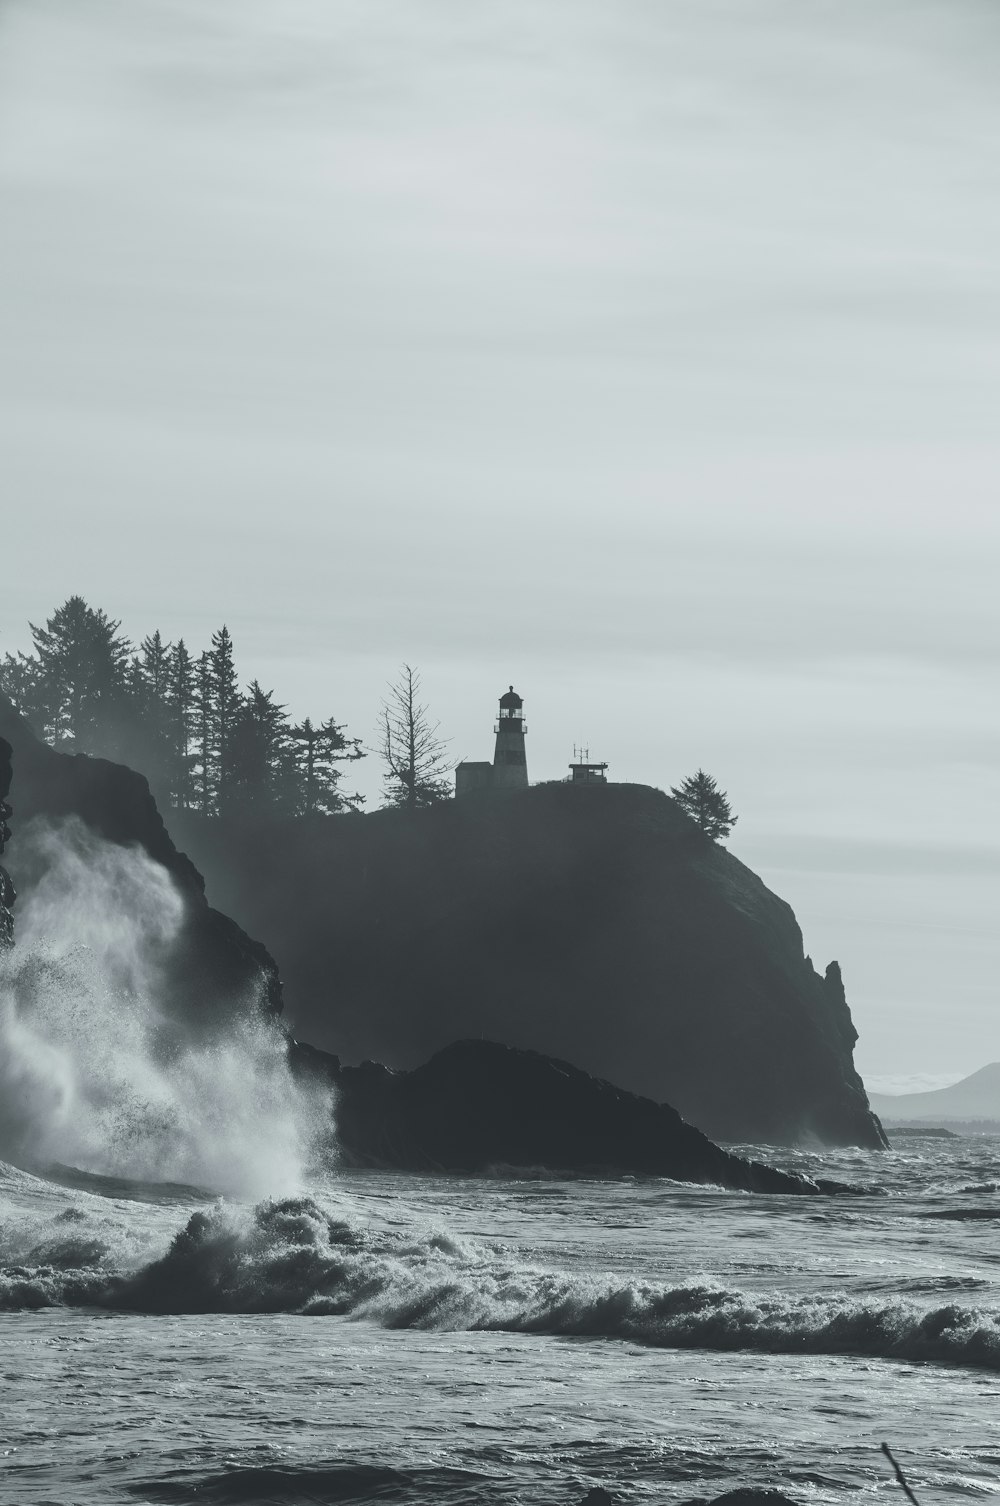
290 715 366 815
104 654 158 786
0 652 53 740
165 639 197 808
195 651 216 814
26 597 132 752
379 665 451 809
1 600 374 824
669 768 738 842
118 630 176 802
139 631 171 703
229 681 292 812
209 626 240 815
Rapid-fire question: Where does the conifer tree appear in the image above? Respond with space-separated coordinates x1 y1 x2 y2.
1 601 370 824
195 651 216 814
290 715 366 815
108 644 172 796
166 639 197 808
229 681 291 811
0 652 52 740
209 626 240 814
124 657 147 705
139 631 171 703
25 597 132 752
669 768 738 842
120 656 150 755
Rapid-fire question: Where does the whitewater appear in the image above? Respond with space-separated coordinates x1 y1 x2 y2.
3 1140 1000 1506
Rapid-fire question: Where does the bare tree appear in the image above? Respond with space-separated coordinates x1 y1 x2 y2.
379 664 451 808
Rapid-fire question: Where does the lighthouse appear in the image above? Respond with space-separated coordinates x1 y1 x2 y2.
492 685 528 790
454 685 529 796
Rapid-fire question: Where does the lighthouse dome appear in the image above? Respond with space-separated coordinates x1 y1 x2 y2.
499 686 522 710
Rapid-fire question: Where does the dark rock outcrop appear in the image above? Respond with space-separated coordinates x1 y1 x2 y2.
0 693 282 1022
292 1037 850 1193
681 1493 801 1506
174 783 884 1147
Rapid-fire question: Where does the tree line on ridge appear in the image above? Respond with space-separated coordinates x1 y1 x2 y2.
0 597 449 816
1 597 736 836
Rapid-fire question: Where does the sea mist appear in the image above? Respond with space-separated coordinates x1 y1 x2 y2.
0 817 332 1196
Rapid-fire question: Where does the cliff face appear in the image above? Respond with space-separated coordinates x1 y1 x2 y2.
173 783 885 1148
0 694 283 1023
0 679 882 1153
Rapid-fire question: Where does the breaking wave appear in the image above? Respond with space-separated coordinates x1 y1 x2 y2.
4 1193 1000 1372
0 819 333 1196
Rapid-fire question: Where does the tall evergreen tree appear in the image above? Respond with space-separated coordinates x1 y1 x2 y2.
670 769 738 842
106 654 157 785
0 651 52 739
195 651 216 814
2 600 371 825
129 630 177 794
209 626 240 814
26 597 132 752
229 681 291 811
290 715 366 815
3 606 176 794
166 639 197 808
139 631 171 703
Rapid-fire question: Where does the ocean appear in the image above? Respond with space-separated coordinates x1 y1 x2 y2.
3 1138 999 1506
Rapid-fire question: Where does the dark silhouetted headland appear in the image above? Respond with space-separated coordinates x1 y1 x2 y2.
172 780 885 1148
1 686 883 1169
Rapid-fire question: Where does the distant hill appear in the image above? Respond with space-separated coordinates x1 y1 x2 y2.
870 1064 1000 1125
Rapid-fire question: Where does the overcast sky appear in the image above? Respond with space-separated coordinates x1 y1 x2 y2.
1 0 998 1088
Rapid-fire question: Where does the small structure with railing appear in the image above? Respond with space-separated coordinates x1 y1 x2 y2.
567 745 608 786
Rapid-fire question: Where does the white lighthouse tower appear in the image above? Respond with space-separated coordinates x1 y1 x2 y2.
492 685 528 790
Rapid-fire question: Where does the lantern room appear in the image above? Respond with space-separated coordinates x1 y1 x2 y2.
497 686 524 722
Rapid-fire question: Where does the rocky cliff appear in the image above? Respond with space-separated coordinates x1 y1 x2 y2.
0 692 875 1181
0 693 283 1024
172 783 885 1148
